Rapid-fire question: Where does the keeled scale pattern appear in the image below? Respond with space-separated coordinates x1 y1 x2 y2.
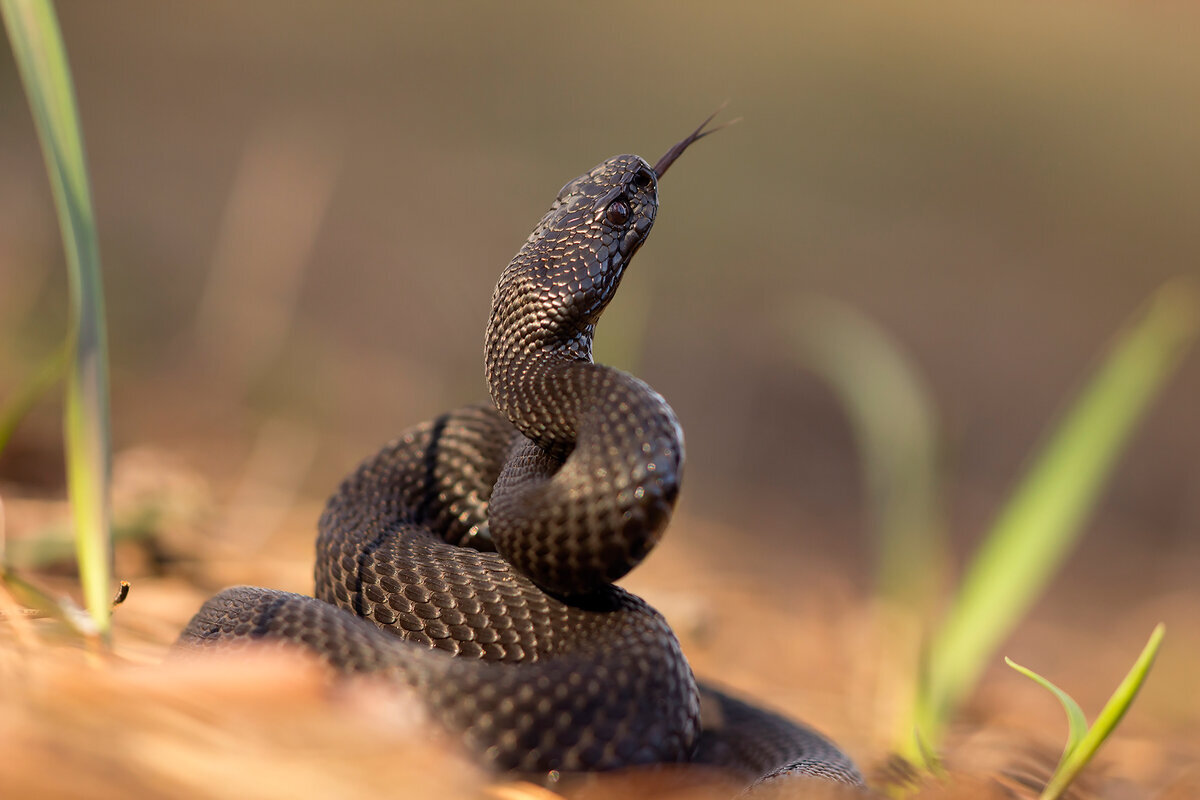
183 403 699 771
693 687 865 787
483 155 683 595
178 148 863 789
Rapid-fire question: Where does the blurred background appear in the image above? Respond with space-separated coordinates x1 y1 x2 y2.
1 0 1199 791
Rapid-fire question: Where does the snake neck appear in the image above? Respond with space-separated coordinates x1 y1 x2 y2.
485 355 686 594
484 307 593 456
485 281 681 469
484 245 686 595
480 152 683 593
484 153 660 455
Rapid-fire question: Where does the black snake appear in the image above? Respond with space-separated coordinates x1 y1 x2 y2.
178 114 864 792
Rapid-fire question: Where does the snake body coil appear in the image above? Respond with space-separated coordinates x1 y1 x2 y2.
179 117 863 790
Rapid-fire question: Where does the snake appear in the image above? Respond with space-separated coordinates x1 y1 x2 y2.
177 113 864 792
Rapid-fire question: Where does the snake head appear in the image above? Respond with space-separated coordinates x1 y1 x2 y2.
487 111 732 369
486 115 729 448
487 154 660 366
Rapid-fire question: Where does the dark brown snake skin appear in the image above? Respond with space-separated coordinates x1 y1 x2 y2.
178 115 864 791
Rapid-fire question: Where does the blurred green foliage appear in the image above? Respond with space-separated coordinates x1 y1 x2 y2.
2 0 113 641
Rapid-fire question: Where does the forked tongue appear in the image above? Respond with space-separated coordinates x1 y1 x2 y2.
652 106 739 179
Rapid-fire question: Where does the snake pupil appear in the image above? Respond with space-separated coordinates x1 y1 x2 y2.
606 200 631 225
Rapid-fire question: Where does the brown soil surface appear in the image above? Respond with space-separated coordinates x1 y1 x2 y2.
2 2 1199 797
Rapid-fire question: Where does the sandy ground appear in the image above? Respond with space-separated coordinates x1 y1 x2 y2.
3 2 1200 797
1 462 1197 798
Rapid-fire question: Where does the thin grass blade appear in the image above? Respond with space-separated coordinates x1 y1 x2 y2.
0 340 69 457
0 565 98 637
784 296 946 619
784 297 946 762
2 0 113 641
1005 657 1088 765
910 281 1197 757
1039 624 1165 800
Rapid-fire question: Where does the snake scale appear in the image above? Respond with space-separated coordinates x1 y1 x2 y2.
178 114 864 792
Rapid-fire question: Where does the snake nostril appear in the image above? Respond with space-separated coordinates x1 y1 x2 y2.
631 169 654 189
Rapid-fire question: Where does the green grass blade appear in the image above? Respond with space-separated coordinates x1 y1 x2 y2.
2 0 113 641
5 512 159 570
784 296 946 617
911 281 1197 757
1039 624 1165 800
784 297 947 767
0 341 69 457
1005 657 1088 764
1 565 98 637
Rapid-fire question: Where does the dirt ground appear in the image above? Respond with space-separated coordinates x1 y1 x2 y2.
1 475 1197 799
2 2 1199 798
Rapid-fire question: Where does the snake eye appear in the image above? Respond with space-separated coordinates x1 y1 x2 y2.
606 200 631 225
631 169 654 189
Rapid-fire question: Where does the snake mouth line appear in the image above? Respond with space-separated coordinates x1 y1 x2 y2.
652 105 740 179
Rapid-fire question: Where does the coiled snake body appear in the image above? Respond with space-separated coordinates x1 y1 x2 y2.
179 116 863 790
